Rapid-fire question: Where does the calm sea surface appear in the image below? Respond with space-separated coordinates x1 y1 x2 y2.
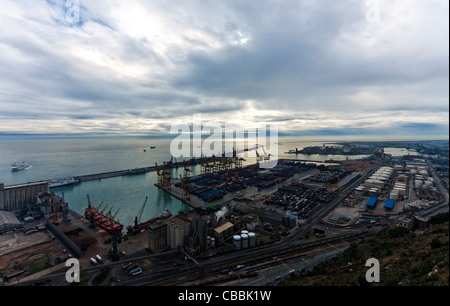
0 136 368 228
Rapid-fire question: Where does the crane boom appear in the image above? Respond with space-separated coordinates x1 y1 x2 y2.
137 197 148 223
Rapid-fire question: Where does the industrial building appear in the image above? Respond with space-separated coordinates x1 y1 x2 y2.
398 214 429 231
365 196 378 209
147 221 167 251
384 199 395 210
165 213 192 249
0 210 22 233
0 181 49 211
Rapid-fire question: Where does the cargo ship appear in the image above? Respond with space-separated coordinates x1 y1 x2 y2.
126 209 172 233
84 197 124 235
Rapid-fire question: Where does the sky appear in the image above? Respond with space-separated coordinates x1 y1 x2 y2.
0 0 448 139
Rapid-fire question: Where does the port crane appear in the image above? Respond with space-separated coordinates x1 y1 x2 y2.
200 156 214 175
260 145 271 161
133 197 148 229
52 194 59 225
255 147 263 163
163 156 174 168
233 147 242 168
180 175 191 202
155 162 171 190
183 160 191 179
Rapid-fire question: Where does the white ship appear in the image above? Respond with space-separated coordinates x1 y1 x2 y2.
49 177 79 188
11 161 30 171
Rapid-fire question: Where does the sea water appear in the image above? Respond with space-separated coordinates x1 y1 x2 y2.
0 136 369 228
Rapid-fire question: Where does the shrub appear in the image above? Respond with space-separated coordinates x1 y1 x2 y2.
388 226 409 238
430 238 442 249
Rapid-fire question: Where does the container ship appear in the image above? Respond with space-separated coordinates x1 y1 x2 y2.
84 197 124 235
126 209 172 233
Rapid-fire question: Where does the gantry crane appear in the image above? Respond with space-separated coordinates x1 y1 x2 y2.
180 175 190 202
261 145 271 160
201 156 214 175
183 160 191 180
233 147 242 168
155 162 171 190
255 147 263 163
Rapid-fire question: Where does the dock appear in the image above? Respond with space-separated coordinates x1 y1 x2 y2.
73 158 202 183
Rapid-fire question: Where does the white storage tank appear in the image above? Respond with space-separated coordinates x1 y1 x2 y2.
241 234 248 249
355 187 364 195
369 188 378 197
248 232 256 247
233 235 241 250
389 192 398 200
290 212 298 227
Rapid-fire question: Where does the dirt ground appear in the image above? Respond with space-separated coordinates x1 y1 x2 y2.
58 213 150 268
0 231 67 281
0 210 152 284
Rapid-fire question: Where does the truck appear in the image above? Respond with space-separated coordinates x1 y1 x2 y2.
129 267 142 276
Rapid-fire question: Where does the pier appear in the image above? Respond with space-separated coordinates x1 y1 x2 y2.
72 158 202 183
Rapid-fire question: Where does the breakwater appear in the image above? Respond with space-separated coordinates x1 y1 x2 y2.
73 158 202 183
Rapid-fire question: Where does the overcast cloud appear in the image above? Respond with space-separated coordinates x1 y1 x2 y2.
0 0 448 138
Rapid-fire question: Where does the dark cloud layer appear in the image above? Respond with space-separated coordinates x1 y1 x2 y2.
0 0 448 138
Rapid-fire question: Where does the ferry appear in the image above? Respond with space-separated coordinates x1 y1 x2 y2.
49 177 80 188
11 161 30 171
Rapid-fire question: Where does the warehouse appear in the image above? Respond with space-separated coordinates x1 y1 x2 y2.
384 199 395 210
365 196 378 209
0 210 22 233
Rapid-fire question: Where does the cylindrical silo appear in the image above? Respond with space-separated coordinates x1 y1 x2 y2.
248 232 256 247
241 234 248 249
233 235 241 250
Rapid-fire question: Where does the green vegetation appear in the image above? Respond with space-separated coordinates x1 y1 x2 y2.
280 214 449 286
92 268 111 286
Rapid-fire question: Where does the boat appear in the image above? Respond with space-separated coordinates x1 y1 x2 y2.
126 209 172 232
84 197 124 235
11 161 30 171
49 177 79 188
150 146 156 149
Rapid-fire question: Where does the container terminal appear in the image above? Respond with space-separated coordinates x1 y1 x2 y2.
0 142 448 286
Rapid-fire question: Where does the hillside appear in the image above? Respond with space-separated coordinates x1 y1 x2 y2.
281 213 449 286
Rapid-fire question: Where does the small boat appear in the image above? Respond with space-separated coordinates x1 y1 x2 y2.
150 146 156 149
11 161 30 171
